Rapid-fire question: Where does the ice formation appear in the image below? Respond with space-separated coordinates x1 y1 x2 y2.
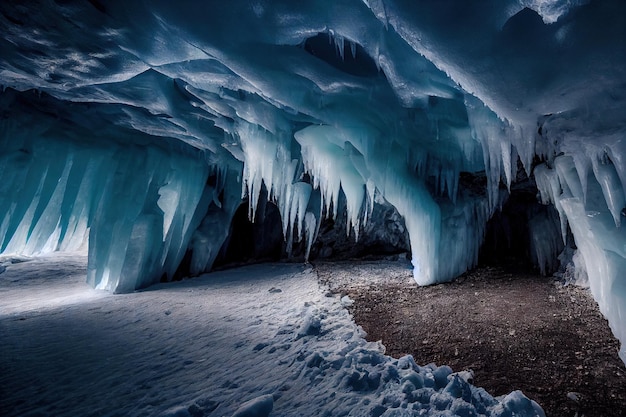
1 1 625 361
0 100 212 292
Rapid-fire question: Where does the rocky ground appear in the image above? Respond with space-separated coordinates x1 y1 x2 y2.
315 259 626 417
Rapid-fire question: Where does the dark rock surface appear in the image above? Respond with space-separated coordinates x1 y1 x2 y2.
308 193 410 261
317 260 626 417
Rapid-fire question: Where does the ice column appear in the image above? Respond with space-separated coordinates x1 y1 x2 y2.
535 154 626 364
87 144 209 292
295 125 444 285
187 165 243 276
0 132 101 255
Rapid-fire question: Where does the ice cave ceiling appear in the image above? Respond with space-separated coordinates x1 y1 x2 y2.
1 1 626 361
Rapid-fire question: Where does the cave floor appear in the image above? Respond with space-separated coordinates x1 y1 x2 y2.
2 254 624 416
316 260 626 417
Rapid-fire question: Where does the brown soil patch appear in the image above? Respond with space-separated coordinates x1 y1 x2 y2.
315 260 626 417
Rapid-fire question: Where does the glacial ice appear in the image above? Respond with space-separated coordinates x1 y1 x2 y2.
0 102 212 293
535 154 626 364
1 0 626 364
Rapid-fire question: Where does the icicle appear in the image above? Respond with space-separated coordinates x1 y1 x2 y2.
288 182 312 242
238 123 282 221
535 162 569 244
569 151 589 204
304 212 317 262
606 142 626 201
555 155 582 203
349 39 357 59
362 179 376 227
335 34 345 61
295 125 367 240
511 124 534 177
304 190 322 262
465 95 512 212
501 140 512 191
591 152 625 227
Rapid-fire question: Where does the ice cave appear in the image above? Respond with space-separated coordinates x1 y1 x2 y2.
1 0 625 416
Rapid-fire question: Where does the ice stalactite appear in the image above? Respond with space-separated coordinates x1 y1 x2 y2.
535 152 626 364
238 122 322 261
466 97 514 211
296 125 370 241
0 121 210 293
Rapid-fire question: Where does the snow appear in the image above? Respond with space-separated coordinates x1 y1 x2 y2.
0 255 545 416
231 395 274 417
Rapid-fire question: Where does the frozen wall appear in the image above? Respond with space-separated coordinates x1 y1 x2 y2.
85 143 209 293
0 1 625 361
535 151 626 364
0 94 216 293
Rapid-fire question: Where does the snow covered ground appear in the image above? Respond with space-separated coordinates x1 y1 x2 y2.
0 255 545 416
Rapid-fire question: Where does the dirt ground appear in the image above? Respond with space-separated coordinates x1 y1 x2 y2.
315 260 626 417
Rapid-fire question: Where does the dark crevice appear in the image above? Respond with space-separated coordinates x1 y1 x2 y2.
302 32 380 78
213 199 284 269
479 161 563 275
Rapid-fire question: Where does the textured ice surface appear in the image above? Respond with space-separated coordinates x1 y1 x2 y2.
0 1 625 361
0 257 545 416
536 154 626 364
0 111 211 293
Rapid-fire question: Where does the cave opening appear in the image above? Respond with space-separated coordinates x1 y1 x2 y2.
213 200 284 268
206 170 567 277
479 169 564 276
481 187 547 269
302 32 381 78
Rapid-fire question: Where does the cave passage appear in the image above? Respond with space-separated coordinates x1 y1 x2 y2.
213 201 284 268
478 170 564 276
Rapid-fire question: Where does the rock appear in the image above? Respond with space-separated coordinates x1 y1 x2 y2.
566 392 581 402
